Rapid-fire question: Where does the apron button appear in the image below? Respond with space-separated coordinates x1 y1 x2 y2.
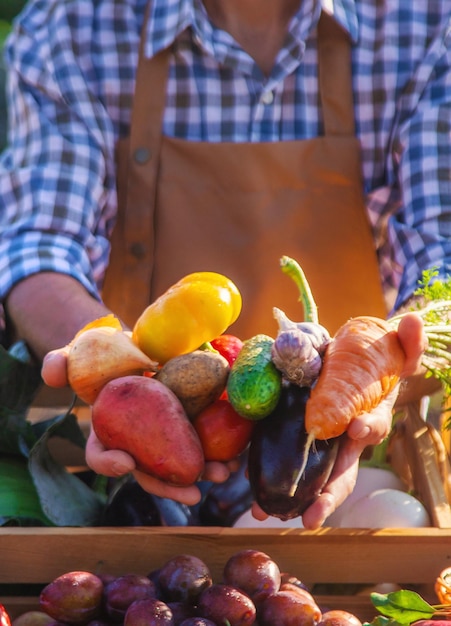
129 242 147 259
133 147 151 164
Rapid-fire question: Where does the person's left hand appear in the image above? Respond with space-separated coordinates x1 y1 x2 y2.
251 312 427 529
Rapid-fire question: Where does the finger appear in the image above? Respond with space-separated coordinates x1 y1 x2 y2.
397 312 427 377
41 347 70 387
346 386 397 443
86 428 204 506
133 470 202 506
251 501 270 521
202 461 231 484
85 428 136 476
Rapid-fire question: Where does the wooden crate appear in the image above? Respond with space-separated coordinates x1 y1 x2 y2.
2 527 451 623
2 402 451 623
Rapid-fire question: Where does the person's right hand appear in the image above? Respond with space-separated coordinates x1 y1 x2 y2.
85 427 231 505
41 347 233 505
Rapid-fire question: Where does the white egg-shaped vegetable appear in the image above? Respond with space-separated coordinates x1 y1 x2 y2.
325 466 406 527
338 488 431 528
233 508 304 528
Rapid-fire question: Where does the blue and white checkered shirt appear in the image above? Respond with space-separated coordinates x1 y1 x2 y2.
1 0 451 313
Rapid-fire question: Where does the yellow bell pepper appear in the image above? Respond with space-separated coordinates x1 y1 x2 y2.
132 271 242 363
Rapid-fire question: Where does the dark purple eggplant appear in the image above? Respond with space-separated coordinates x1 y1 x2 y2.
198 451 252 526
101 477 197 526
248 383 340 520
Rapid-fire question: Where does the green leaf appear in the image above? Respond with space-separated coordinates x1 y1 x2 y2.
0 0 29 24
0 341 42 412
0 455 52 526
414 267 451 305
0 20 11 48
0 411 37 456
0 340 110 526
364 618 403 626
28 412 105 526
371 590 435 624
0 342 44 455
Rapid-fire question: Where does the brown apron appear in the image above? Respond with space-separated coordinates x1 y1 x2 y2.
103 10 386 340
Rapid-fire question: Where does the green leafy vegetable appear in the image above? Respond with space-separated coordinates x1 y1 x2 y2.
370 590 435 623
368 587 451 624
0 341 106 526
29 411 105 526
388 268 451 423
0 456 52 526
363 617 403 626
0 20 11 52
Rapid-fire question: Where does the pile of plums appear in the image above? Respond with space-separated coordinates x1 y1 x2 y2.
14 549 363 626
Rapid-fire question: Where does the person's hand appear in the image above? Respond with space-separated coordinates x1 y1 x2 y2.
252 312 427 530
42 345 233 505
85 428 232 505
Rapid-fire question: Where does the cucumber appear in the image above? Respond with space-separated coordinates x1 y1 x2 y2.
227 334 282 420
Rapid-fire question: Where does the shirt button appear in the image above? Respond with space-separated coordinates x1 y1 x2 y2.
133 147 151 164
261 91 274 105
129 242 147 259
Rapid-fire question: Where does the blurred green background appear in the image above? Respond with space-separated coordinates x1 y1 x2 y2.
1 0 28 152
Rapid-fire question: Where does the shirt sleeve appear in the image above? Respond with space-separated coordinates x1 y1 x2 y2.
0 0 137 303
372 21 451 312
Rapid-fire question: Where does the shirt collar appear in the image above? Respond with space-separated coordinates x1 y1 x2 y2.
321 0 359 42
142 0 359 58
143 0 195 57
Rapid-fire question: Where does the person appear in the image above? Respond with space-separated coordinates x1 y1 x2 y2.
0 0 448 529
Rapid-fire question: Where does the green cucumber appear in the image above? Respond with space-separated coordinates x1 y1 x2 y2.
227 334 282 420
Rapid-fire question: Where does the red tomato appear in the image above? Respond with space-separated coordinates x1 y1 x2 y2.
0 606 11 626
193 399 254 462
210 334 243 367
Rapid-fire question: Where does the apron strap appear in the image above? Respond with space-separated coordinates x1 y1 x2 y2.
123 41 170 284
317 12 356 136
101 11 170 324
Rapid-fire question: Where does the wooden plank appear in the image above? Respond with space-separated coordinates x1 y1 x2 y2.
0 528 450 586
401 403 451 528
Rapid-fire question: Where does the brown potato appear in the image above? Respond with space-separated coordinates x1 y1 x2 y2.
155 350 229 418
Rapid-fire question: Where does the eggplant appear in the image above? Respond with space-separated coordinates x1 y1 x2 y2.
101 477 197 526
198 452 253 526
248 383 340 520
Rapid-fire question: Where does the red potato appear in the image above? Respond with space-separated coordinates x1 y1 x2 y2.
92 375 205 486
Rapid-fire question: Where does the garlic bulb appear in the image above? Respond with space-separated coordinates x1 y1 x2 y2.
271 307 331 387
271 329 322 386
273 307 330 354
67 326 157 404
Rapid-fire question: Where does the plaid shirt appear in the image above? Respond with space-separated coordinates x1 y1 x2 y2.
1 0 451 312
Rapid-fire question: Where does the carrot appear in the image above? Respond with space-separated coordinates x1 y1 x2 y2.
304 315 406 440
287 315 406 496
277 257 407 497
278 257 451 497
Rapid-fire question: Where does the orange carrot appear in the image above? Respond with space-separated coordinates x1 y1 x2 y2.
305 315 406 440
278 256 407 496
288 315 406 497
